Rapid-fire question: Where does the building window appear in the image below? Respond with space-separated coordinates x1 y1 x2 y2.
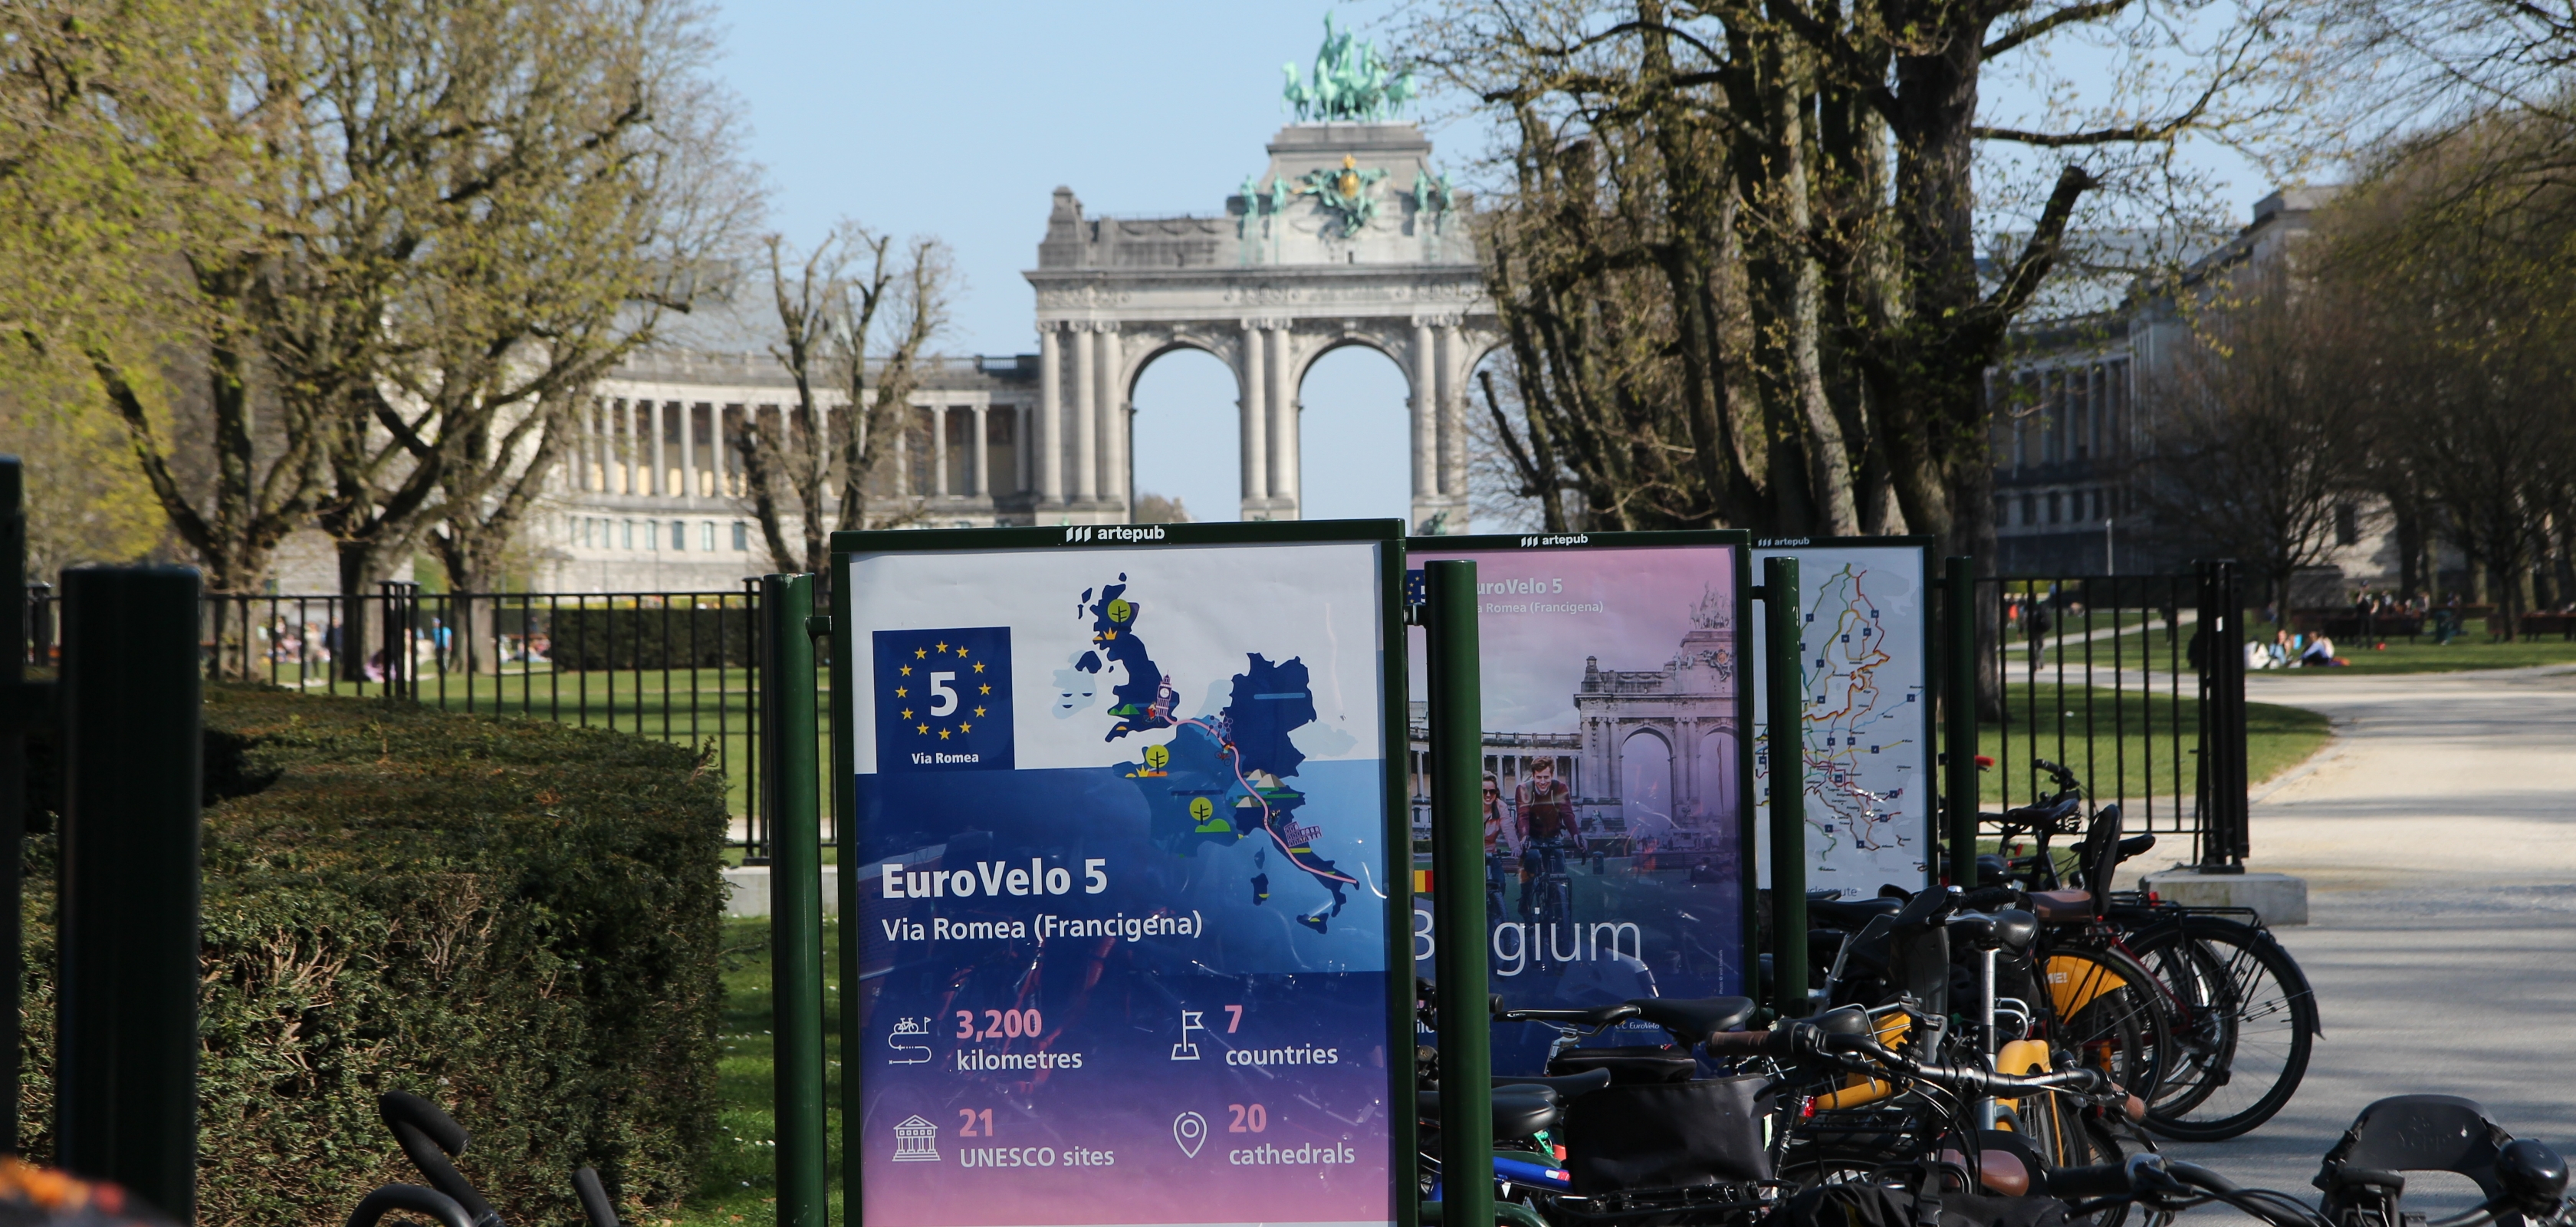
621 519 633 550
2335 503 2360 546
733 521 748 551
669 519 685 551
2020 494 2036 526
2047 492 2063 525
701 521 715 551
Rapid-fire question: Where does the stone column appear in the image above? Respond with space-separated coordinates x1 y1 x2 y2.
1411 317 1436 526
679 403 699 505
1437 323 1467 506
969 403 991 498
709 404 729 498
1037 324 1066 505
892 413 909 498
649 401 668 496
1073 325 1099 503
1093 324 1122 512
1267 326 1298 518
1239 321 1269 516
930 403 949 498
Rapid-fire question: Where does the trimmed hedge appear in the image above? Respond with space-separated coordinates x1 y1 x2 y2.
19 685 728 1227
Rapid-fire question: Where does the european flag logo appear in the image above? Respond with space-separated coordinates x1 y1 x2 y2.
874 627 1014 773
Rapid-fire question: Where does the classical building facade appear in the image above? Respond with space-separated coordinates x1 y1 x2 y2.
508 25 1498 592
1027 120 1496 531
1990 186 2406 588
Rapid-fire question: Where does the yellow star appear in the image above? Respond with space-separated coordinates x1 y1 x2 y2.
957 646 970 657
973 706 986 717
934 640 948 653
915 647 927 659
902 709 913 719
972 662 985 673
895 686 907 697
899 664 912 676
915 723 929 735
958 722 972 734
978 683 991 695
938 728 951 740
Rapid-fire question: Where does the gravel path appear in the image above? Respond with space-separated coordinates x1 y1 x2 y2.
2157 664 2576 1218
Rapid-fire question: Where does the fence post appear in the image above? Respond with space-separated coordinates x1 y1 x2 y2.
58 566 202 1222
1762 556 1808 1019
761 574 826 1227
0 459 26 1154
1423 560 1490 1227
1944 557 1980 889
2196 561 2250 870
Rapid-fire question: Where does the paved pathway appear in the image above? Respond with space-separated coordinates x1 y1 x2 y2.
2161 665 2576 1218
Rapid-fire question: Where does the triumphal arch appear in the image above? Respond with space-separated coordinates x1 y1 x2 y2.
1023 25 1499 531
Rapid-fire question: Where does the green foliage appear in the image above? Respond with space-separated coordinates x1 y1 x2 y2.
19 685 727 1227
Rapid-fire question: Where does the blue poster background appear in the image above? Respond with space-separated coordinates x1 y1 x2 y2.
848 547 1395 1227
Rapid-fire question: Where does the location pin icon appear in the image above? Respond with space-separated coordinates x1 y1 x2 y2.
1173 1110 1208 1159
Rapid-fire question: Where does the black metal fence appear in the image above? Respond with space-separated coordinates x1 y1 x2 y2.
1976 560 2249 870
22 581 802 856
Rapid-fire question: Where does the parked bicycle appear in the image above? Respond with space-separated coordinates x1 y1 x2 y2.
349 1092 623 1227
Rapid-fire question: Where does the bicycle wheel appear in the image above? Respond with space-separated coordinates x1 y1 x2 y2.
2033 945 2170 1100
2130 917 2316 1141
2006 1093 2130 1227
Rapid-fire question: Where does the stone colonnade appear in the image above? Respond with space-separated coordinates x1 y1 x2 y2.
1033 311 1487 528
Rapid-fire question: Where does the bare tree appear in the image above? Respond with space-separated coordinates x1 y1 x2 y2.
1408 0 2357 561
2131 271 2369 610
740 225 953 574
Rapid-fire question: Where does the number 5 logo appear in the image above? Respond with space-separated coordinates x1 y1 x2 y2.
929 672 958 716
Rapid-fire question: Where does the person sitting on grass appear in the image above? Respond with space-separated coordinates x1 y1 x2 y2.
2301 633 2345 666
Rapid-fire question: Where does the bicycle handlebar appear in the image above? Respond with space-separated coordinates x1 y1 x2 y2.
346 1185 477 1227
573 1167 621 1227
1703 1024 2128 1105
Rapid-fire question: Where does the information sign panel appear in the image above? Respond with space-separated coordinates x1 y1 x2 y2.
834 521 1409 1227
1403 531 1754 1074
1748 538 1937 897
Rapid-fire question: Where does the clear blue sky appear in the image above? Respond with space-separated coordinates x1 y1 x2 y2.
710 1 1428 525
707 2 2282 526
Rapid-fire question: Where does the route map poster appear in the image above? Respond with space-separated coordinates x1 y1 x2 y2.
839 524 1405 1227
1404 532 1753 1074
1748 539 1935 898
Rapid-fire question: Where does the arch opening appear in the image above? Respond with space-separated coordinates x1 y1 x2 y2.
1128 344 1244 522
1296 342 1412 522
1618 728 1677 847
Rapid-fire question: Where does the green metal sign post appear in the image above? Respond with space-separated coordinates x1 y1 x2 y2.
1944 557 1980 890
762 574 827 1227
58 566 202 1222
1760 557 1806 1021
1424 561 1490 1227
0 458 25 1156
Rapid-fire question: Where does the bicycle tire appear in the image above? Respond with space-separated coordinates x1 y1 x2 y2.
2129 917 2315 1141
2032 944 2171 1100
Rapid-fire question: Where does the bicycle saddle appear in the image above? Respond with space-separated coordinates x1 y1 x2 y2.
1418 1088 1562 1140
1500 1002 1641 1028
1944 909 2038 953
1493 1067 1615 1097
1625 996 1756 1045
1546 1047 1697 1084
2024 889 2093 923
1812 896 1904 928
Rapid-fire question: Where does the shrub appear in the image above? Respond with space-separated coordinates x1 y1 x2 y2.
19 685 728 1227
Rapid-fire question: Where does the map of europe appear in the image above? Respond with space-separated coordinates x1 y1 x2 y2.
1072 575 1355 933
1752 551 1929 895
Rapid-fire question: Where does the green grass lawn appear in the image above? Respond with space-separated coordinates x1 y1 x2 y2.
664 917 846 1227
1977 683 2330 806
2246 633 2576 675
